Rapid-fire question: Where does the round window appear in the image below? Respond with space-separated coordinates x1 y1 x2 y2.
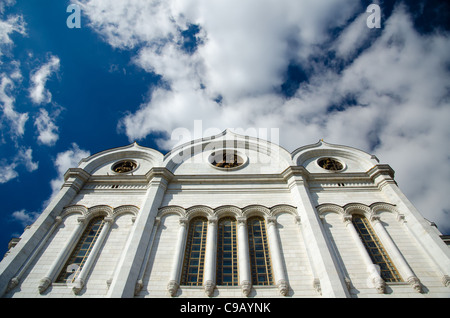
317 157 344 171
209 150 245 170
112 160 137 174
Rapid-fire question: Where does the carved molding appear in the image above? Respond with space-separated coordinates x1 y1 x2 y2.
204 280 215 297
269 205 298 217
167 280 179 297
317 202 401 223
62 204 140 222
158 204 300 224
186 205 214 219
38 277 52 294
441 275 450 287
214 205 242 218
316 203 344 216
241 280 252 297
277 279 289 296
312 278 322 295
158 206 186 218
242 205 270 218
406 276 423 293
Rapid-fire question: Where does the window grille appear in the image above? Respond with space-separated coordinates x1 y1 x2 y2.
216 217 239 286
181 217 208 286
56 216 105 283
352 215 402 282
247 216 273 286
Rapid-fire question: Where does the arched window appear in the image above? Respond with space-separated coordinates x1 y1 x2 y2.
247 216 273 286
56 216 105 283
181 217 208 286
352 214 402 282
216 217 238 286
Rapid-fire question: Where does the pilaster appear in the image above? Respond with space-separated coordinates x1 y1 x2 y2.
106 168 172 298
283 167 350 298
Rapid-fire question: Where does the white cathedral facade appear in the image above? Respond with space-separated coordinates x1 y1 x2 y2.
0 130 449 298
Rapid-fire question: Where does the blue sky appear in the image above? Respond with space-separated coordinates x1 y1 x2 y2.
0 0 449 256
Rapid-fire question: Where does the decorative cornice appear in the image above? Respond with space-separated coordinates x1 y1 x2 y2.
145 167 175 183
62 168 91 192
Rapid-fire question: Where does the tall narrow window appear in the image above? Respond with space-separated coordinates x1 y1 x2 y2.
217 217 238 286
181 217 208 286
247 216 273 286
352 215 402 282
56 216 105 283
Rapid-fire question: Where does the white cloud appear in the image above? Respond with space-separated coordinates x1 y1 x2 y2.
34 108 60 146
11 209 40 227
29 55 60 105
47 143 90 204
0 12 26 59
0 0 16 14
79 1 450 232
0 73 28 139
0 147 38 184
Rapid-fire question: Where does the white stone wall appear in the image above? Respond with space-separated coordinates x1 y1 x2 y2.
83 213 134 297
275 212 316 297
4 213 80 298
140 213 179 297
321 207 450 297
4 203 136 297
1 135 449 298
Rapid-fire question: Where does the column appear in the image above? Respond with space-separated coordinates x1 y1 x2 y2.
237 217 252 296
266 216 289 296
106 168 172 298
203 216 218 297
167 217 188 297
38 216 86 294
72 217 114 294
369 215 422 292
343 215 385 294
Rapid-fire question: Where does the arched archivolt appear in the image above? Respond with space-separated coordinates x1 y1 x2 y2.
316 203 345 216
242 205 270 219
63 204 141 223
214 205 242 219
343 203 371 219
86 205 114 220
370 202 399 215
157 206 186 219
186 205 214 221
60 205 88 219
269 204 298 218
317 202 400 223
112 205 140 220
